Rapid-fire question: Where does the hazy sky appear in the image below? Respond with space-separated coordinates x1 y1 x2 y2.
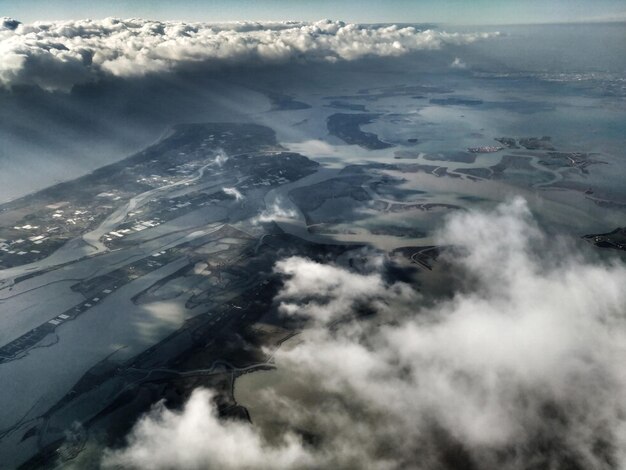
3 0 626 25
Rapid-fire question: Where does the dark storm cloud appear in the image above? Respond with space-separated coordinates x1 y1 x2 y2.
103 198 626 469
0 18 498 91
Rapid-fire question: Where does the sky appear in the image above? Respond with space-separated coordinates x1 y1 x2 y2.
2 0 626 25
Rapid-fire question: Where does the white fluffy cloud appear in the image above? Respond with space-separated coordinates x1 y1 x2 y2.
103 198 626 469
253 199 298 224
275 255 417 324
0 18 498 91
102 388 313 469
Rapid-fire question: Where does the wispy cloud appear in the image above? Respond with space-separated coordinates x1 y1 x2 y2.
222 187 244 201
450 57 466 69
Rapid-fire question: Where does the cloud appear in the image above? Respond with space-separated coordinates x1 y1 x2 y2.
275 255 417 324
1 17 20 31
103 197 626 469
450 57 466 69
214 152 228 167
253 198 298 224
222 187 243 201
0 18 499 91
102 388 313 469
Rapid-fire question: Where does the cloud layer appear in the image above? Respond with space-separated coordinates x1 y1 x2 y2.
0 18 497 91
104 198 626 469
